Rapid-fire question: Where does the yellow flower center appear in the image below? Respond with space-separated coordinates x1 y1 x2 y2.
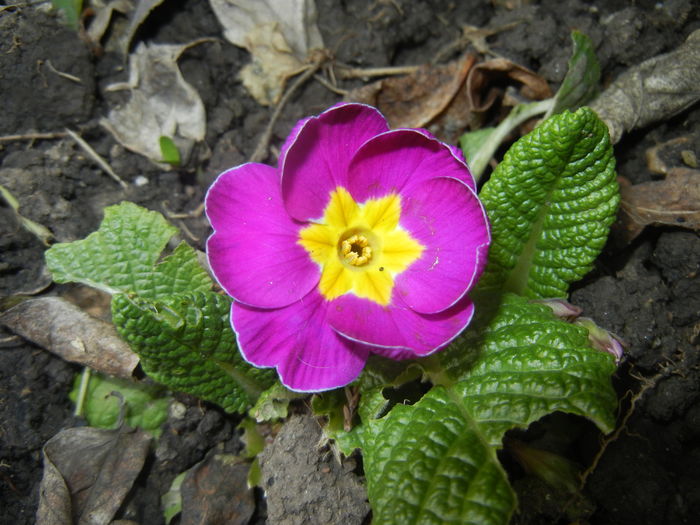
298 187 424 306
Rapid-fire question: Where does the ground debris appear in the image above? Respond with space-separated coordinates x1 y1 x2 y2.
0 296 139 379
35 425 150 525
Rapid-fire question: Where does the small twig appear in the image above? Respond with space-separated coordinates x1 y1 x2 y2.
66 129 128 189
74 367 92 417
0 131 68 142
44 59 82 84
314 73 348 96
250 57 327 163
162 201 204 220
335 64 421 79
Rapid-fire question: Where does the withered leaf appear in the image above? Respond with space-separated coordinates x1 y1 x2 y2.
346 55 475 130
180 454 254 525
617 168 700 243
0 297 139 378
36 426 150 525
591 29 700 144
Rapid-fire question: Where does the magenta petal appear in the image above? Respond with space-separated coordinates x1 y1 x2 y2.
205 163 318 309
232 290 370 392
329 293 475 356
280 103 389 221
347 129 476 203
395 177 490 314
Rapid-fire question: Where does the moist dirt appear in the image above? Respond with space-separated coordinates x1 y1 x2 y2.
1 1 699 524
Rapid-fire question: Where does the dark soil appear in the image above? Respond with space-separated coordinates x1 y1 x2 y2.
1 1 699 524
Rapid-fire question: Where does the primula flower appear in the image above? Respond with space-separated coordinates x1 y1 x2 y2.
205 103 490 392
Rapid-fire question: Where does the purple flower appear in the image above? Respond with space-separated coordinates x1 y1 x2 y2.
205 103 491 392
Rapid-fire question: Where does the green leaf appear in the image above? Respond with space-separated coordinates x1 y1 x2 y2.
69 372 170 437
45 202 211 298
50 0 83 28
362 294 617 525
112 291 276 413
159 136 181 166
549 31 601 117
459 127 496 166
478 107 619 298
250 382 305 422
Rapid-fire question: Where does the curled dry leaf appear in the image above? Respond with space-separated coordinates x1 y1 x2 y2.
36 426 150 525
616 168 700 243
591 29 700 144
346 54 550 143
466 56 552 112
210 0 324 105
346 55 475 130
180 454 255 525
101 42 206 166
0 297 139 378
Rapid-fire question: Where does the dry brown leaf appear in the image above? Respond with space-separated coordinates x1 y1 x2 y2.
466 56 552 112
36 426 150 525
0 297 139 378
617 168 700 243
180 454 255 525
346 55 476 129
591 29 700 144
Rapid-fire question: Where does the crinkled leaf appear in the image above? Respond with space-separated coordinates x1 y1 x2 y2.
112 291 276 413
46 202 212 298
478 107 619 298
548 31 601 116
362 294 617 525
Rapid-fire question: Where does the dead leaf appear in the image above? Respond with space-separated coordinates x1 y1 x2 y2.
346 55 476 129
646 136 699 175
466 56 552 112
210 0 324 105
101 42 206 166
616 168 700 243
591 29 700 144
36 425 150 525
180 454 254 525
0 297 139 378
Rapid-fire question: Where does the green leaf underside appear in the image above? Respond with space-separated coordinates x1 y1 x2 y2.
362 295 616 525
478 107 619 299
45 202 212 298
112 291 276 413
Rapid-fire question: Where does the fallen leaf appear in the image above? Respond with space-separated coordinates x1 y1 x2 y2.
616 168 700 243
101 42 207 166
180 454 254 525
466 56 552 112
0 297 139 378
36 425 150 525
645 136 698 175
210 0 324 105
346 55 476 130
591 29 700 144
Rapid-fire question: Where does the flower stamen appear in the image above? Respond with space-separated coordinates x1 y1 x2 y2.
341 234 373 266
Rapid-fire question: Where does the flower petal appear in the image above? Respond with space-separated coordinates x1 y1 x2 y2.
395 177 490 314
328 293 475 356
347 129 476 203
232 291 370 392
206 163 319 309
280 103 389 222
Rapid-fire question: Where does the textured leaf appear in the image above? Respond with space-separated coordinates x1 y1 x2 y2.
478 107 619 298
363 294 617 525
46 202 211 298
112 291 275 413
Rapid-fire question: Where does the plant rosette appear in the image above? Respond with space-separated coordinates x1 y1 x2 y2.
205 103 491 392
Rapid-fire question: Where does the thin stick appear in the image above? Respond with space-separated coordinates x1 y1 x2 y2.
66 129 128 189
250 61 325 163
336 64 421 79
314 73 348 96
74 367 92 417
0 131 68 142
